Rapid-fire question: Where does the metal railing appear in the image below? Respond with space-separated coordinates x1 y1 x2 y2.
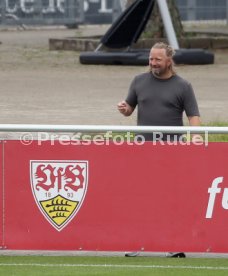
0 124 228 134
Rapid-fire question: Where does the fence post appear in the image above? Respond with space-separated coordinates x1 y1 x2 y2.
0 0 6 22
226 0 228 25
65 0 84 25
73 0 85 24
34 0 43 21
112 0 123 22
187 0 196 21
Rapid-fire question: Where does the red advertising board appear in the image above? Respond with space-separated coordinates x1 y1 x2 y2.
3 140 228 252
0 141 3 248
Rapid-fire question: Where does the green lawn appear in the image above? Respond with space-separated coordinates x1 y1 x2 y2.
0 256 228 276
203 122 228 142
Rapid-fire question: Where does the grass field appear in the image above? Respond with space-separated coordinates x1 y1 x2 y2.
204 122 228 142
1 256 228 276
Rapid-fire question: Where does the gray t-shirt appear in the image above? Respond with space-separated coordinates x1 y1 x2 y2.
126 72 200 140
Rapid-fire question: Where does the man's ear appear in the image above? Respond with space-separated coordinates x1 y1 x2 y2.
167 57 172 68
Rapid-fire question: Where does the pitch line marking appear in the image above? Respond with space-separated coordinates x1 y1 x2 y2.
0 263 228 270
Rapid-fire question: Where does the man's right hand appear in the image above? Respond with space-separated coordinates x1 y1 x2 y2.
117 101 134 116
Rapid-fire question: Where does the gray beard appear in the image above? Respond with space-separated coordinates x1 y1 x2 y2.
152 68 163 76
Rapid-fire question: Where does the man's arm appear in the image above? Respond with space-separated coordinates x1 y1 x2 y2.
188 116 202 142
117 101 135 117
188 116 201 126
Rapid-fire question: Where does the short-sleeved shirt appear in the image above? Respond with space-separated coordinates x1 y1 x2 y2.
126 72 200 140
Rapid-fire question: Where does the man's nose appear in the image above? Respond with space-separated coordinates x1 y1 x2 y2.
151 60 157 66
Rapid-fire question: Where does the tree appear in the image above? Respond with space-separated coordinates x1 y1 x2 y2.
126 0 184 38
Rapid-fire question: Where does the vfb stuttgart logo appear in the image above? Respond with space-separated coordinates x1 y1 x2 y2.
30 160 88 231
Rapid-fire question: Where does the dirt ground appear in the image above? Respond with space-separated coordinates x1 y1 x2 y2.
0 25 228 127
